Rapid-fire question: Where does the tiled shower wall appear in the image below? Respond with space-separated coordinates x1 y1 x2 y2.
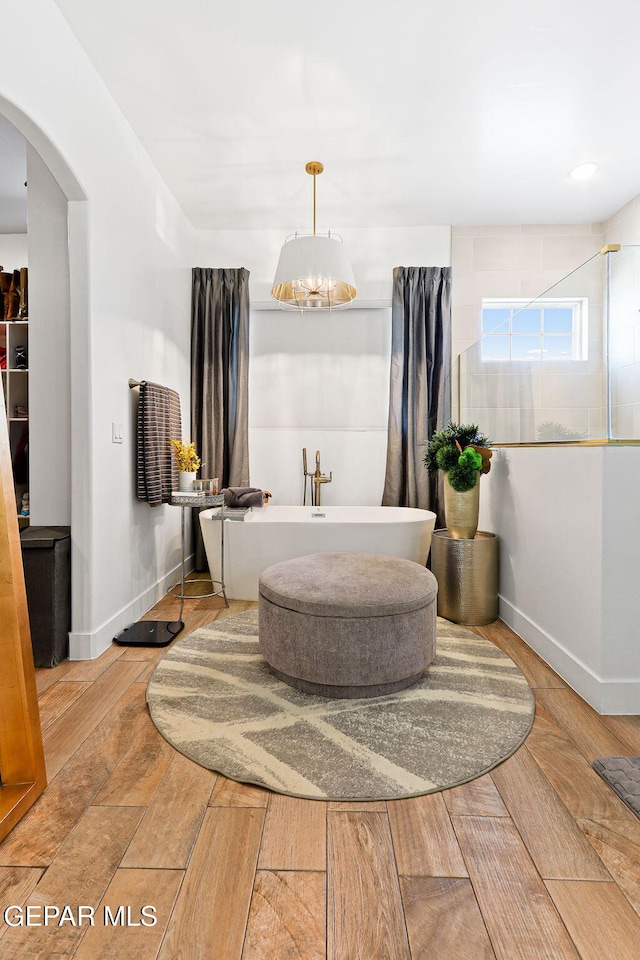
604 196 640 438
452 222 606 441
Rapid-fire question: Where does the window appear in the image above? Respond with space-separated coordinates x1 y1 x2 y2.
480 298 587 362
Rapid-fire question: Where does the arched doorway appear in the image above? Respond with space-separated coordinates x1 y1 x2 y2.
0 95 90 657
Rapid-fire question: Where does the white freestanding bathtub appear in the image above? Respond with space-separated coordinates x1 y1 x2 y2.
199 505 436 601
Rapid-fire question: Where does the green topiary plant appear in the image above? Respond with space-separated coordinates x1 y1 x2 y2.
424 422 492 492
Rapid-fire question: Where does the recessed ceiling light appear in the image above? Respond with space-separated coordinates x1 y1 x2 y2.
570 162 598 181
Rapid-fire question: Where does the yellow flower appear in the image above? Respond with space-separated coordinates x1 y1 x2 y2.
170 438 201 472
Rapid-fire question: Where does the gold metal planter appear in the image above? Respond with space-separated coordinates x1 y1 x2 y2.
443 478 480 539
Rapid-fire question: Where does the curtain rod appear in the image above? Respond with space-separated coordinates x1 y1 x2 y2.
128 378 142 388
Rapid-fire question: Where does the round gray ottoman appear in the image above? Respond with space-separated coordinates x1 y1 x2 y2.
258 552 437 698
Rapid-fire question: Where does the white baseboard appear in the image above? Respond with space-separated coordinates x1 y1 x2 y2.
499 596 640 715
68 555 194 660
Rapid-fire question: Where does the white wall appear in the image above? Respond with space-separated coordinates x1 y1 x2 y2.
601 447 640 689
480 444 640 713
250 306 391 505
196 226 451 504
27 145 71 525
480 447 604 700
605 193 640 246
0 234 27 268
0 0 196 658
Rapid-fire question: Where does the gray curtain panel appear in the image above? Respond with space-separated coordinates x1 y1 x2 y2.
382 266 452 521
191 267 250 566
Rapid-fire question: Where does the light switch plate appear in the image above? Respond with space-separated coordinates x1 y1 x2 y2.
112 422 124 443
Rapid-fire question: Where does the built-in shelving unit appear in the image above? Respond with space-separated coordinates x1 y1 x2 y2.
0 286 29 525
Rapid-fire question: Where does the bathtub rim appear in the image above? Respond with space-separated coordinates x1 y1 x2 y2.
199 505 437 525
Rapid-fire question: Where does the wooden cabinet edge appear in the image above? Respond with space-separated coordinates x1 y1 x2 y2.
0 384 46 844
0 780 47 842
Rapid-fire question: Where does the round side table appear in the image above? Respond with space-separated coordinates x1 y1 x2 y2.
430 529 499 625
169 492 228 605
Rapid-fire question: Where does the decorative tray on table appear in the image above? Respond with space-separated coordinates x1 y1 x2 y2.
169 492 225 508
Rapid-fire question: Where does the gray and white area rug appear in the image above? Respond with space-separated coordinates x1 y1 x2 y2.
146 610 535 801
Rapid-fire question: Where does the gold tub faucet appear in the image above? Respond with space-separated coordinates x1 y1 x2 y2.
302 447 332 506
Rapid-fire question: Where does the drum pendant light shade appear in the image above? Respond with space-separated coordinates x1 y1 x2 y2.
271 162 357 312
272 234 357 311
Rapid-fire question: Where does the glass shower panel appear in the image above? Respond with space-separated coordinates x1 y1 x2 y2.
459 252 606 442
609 245 640 440
459 334 537 443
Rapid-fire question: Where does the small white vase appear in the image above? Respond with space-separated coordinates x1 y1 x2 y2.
178 471 196 492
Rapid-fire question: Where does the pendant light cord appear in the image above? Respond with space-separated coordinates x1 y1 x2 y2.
305 161 323 236
313 171 317 236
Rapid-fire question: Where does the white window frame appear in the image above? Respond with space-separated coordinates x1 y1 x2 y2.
480 297 588 362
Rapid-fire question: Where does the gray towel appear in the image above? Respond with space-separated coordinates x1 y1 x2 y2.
136 381 182 506
222 486 264 508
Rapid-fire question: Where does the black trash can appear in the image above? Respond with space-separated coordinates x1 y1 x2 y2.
20 526 71 667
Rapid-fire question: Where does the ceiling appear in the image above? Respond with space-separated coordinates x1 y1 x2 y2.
5 1 640 232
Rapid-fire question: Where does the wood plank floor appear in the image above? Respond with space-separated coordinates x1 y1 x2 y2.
2 585 640 959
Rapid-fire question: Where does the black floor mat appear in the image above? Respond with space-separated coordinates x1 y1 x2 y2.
593 756 640 819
